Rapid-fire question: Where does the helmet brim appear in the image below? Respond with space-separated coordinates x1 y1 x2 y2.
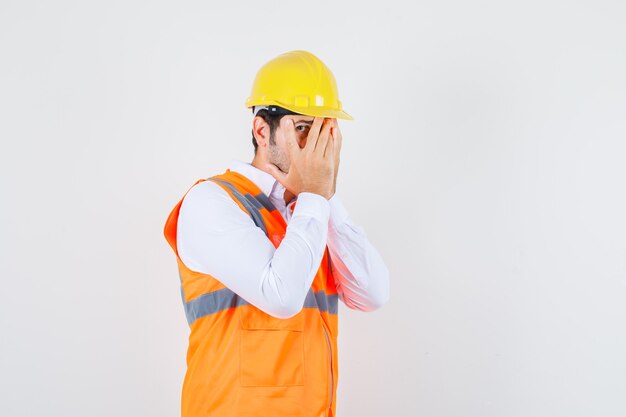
246 99 353 121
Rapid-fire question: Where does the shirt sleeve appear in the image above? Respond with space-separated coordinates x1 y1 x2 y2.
176 180 330 319
326 193 390 311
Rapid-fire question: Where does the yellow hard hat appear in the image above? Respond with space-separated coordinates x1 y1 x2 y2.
245 50 353 120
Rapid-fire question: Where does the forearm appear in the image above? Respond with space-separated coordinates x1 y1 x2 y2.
327 194 390 311
177 181 330 319
257 192 330 317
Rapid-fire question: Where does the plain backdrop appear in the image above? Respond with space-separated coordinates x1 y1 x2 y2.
1 1 625 416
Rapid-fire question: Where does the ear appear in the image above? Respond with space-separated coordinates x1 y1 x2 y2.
252 116 270 148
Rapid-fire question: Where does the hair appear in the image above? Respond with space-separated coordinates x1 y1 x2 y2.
251 109 287 155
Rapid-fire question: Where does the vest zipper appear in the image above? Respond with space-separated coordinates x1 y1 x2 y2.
322 324 333 410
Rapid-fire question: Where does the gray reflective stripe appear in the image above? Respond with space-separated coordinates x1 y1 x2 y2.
253 192 277 213
243 193 265 212
183 287 338 326
183 287 250 326
304 290 339 315
211 178 278 214
209 176 278 214
208 178 268 236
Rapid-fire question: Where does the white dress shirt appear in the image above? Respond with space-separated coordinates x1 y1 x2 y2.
176 159 390 319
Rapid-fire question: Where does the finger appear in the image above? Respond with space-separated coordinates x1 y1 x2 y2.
265 163 288 186
304 117 324 153
281 118 300 157
332 119 342 156
315 118 332 155
327 118 338 157
324 119 337 158
326 128 335 158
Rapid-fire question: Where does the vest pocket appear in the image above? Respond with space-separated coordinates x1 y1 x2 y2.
239 312 305 387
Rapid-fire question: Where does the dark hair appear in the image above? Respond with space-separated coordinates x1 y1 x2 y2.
251 109 286 155
251 106 301 154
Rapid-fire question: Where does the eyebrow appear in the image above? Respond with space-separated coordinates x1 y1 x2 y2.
294 120 313 125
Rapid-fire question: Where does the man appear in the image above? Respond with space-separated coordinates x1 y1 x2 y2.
163 50 390 417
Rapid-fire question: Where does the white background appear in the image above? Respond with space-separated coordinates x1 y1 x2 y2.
1 1 625 416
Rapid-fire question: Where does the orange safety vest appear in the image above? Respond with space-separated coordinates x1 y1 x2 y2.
163 169 339 417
